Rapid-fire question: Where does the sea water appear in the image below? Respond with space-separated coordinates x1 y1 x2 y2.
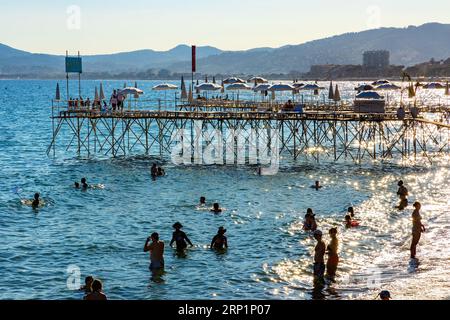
0 80 449 300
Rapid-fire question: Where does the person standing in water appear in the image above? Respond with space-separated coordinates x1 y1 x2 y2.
144 233 165 271
313 230 326 281
31 193 40 208
397 180 409 210
411 202 426 259
170 222 193 252
211 227 228 250
303 209 318 231
348 207 355 218
151 164 158 178
326 228 339 279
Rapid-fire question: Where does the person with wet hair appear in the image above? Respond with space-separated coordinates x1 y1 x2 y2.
84 279 107 300
313 230 326 281
31 193 40 209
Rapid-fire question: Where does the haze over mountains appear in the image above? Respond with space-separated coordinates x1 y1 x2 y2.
1 23 450 78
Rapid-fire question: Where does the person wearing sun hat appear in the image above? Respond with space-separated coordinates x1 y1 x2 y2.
313 230 326 281
170 222 193 252
211 227 228 250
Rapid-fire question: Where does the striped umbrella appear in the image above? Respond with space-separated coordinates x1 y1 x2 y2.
55 83 61 101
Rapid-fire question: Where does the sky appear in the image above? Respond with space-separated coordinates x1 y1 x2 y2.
1 0 450 55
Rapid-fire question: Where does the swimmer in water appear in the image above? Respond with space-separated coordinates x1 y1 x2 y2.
379 290 391 300
74 182 80 189
80 276 94 294
312 181 322 190
151 164 158 178
157 167 165 176
348 207 355 218
81 178 88 190
31 193 40 209
303 208 318 231
170 222 193 252
411 202 426 259
199 197 206 206
84 279 107 301
397 180 409 210
345 214 354 228
326 228 339 280
211 227 228 250
211 203 223 214
313 230 326 281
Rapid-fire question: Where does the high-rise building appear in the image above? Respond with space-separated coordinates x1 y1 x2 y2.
363 50 390 69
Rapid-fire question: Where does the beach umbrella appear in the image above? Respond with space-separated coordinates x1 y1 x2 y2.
195 83 222 91
213 76 216 84
123 82 127 89
180 76 188 100
375 83 401 90
253 84 272 92
423 82 445 89
372 79 390 86
221 80 225 93
226 83 252 101
100 83 105 100
355 84 374 91
188 86 193 103
205 75 208 83
94 86 99 102
408 84 416 98
226 83 253 91
446 81 450 96
196 80 200 94
153 83 177 108
328 81 334 100
333 85 341 102
120 87 144 95
55 83 61 101
135 81 138 89
355 91 384 99
248 77 268 84
268 83 296 91
223 77 246 84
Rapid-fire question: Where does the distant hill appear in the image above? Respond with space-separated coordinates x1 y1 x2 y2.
169 23 450 74
0 44 222 76
1 23 450 77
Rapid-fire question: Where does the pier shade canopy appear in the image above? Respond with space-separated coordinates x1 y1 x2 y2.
247 77 268 84
120 87 144 95
152 83 178 91
226 83 253 91
223 77 246 84
355 91 384 100
195 83 223 91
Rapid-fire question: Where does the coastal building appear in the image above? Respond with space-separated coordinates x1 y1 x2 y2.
363 50 390 70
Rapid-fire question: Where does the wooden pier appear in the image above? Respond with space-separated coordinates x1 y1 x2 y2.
47 101 450 165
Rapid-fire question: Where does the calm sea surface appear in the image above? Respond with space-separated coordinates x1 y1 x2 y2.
0 80 449 300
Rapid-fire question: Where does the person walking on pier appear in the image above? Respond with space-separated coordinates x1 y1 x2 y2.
397 180 409 210
411 202 426 260
170 222 193 252
110 90 118 111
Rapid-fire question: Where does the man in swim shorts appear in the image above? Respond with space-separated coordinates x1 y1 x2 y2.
397 180 409 210
144 233 165 271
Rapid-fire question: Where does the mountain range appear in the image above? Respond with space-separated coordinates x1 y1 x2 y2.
1 23 450 78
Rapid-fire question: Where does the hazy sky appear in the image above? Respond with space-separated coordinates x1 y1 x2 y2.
1 0 449 55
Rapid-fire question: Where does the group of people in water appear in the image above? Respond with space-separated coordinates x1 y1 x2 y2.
303 178 426 300
22 162 425 301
